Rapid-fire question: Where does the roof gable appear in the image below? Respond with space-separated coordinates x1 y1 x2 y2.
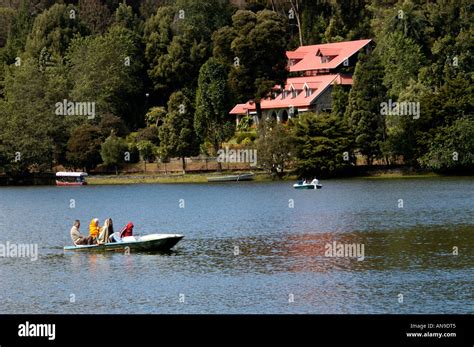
289 39 372 72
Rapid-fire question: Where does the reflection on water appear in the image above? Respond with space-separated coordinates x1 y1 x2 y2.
0 177 472 313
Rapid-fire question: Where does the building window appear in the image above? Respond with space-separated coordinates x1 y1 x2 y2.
305 87 312 98
321 55 336 63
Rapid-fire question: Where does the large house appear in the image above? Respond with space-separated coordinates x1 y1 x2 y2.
229 39 373 125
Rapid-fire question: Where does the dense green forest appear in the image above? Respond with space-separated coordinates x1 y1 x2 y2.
0 0 472 178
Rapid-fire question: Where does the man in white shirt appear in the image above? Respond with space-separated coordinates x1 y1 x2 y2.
70 220 93 245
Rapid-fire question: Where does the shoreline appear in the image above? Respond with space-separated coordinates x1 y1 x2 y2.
1 170 470 186
86 171 450 185
86 172 282 185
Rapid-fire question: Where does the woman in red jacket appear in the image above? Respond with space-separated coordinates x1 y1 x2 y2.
120 222 134 238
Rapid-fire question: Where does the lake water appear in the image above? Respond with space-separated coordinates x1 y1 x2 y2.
0 177 472 314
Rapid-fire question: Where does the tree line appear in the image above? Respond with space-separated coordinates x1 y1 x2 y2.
0 0 472 178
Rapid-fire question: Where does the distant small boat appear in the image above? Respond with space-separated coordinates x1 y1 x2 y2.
64 234 183 252
207 173 254 182
56 172 88 186
293 179 322 190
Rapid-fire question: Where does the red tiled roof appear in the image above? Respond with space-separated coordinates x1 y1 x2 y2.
286 51 307 60
305 82 320 89
230 39 371 115
289 82 305 90
289 39 372 72
317 47 341 56
229 103 248 115
230 74 345 114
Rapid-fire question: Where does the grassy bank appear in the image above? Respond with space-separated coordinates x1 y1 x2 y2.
86 170 449 185
359 172 441 179
87 172 289 185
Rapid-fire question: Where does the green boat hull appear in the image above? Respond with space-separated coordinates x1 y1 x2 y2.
64 234 183 253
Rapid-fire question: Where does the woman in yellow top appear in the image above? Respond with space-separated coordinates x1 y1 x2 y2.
89 218 100 243
97 218 114 244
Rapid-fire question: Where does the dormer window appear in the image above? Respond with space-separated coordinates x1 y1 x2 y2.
291 88 297 98
304 86 312 98
281 90 287 100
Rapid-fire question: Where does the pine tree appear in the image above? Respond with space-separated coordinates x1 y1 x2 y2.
344 52 387 164
195 58 234 171
293 113 354 178
159 91 200 173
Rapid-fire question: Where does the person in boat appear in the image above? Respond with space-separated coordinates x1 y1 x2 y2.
89 218 100 244
97 218 114 244
120 222 134 238
311 178 319 186
70 220 93 245
107 222 135 243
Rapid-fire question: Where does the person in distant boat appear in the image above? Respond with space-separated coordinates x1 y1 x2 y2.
311 178 319 186
120 222 134 238
97 218 114 244
70 220 93 245
89 218 100 244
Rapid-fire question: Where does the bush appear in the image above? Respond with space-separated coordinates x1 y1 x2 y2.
136 125 160 146
100 134 129 173
66 124 103 171
241 137 253 146
237 115 253 132
235 131 257 144
98 113 129 138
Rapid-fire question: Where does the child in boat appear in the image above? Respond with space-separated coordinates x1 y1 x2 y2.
120 222 134 238
108 222 134 243
97 218 114 244
70 220 93 245
89 218 100 244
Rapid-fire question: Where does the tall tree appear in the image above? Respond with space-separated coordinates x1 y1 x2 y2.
331 84 349 119
194 58 234 171
100 133 129 174
288 0 303 46
376 32 424 99
216 9 289 118
67 25 144 127
144 0 232 103
293 113 354 178
1 0 32 64
159 91 200 173
418 116 474 173
1 57 70 175
78 0 112 35
114 0 140 31
24 3 88 59
66 124 103 171
257 118 294 179
0 7 15 48
344 52 387 164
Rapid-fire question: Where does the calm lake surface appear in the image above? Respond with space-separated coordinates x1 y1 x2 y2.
0 177 472 314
